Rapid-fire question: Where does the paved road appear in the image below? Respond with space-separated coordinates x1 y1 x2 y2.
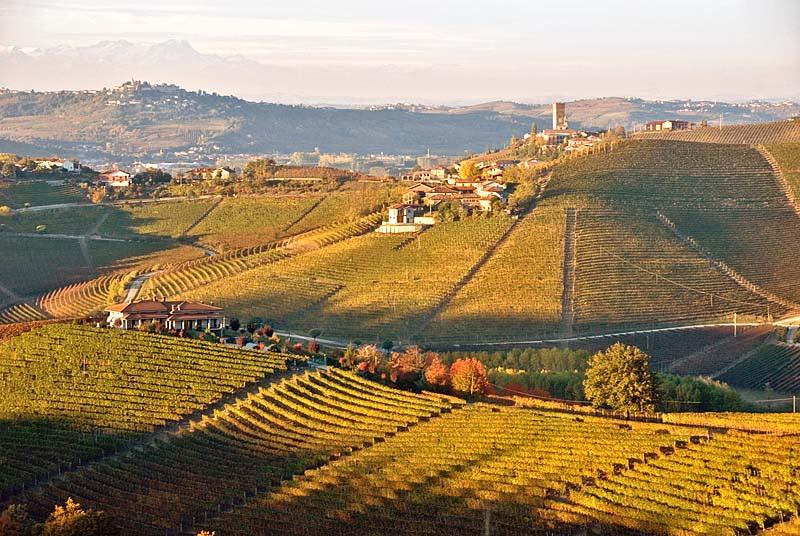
0 231 127 241
12 194 222 214
272 322 765 351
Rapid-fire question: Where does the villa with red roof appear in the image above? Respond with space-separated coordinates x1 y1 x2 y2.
104 300 225 332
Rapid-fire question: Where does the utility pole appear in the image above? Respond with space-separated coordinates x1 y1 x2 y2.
734 312 737 337
484 509 491 536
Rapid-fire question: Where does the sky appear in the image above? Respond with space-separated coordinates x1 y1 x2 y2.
0 0 798 104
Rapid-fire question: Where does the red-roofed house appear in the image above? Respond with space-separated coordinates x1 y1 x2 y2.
98 169 132 188
105 300 225 332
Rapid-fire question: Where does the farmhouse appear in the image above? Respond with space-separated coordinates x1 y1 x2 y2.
186 167 236 182
645 120 692 131
105 300 225 331
98 168 132 188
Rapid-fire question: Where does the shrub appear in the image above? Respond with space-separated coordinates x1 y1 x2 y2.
41 498 119 536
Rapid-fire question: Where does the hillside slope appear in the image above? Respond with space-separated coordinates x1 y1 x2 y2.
633 120 800 144
0 82 532 156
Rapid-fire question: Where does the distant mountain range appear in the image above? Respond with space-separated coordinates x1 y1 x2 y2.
0 77 797 159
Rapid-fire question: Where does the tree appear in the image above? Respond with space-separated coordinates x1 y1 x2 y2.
0 504 36 536
0 205 11 216
530 121 538 137
229 318 241 331
459 161 478 180
449 358 490 398
41 498 119 536
242 158 277 181
354 344 384 375
89 188 106 204
424 356 450 391
583 343 656 413
1 161 16 178
389 346 424 386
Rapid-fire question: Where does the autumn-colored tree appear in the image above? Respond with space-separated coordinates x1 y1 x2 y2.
41 498 119 536
89 187 106 204
424 356 450 392
459 161 478 180
0 205 11 216
0 504 36 536
583 343 656 413
354 344 385 375
389 346 424 386
449 358 490 398
1 161 16 178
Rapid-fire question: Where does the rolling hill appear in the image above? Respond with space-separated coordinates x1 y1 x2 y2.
1 78 798 159
0 325 797 535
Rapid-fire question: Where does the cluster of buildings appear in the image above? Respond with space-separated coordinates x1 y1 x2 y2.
378 172 509 233
532 103 603 150
643 119 693 131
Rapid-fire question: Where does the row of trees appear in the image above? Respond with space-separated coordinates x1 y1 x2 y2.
339 345 491 399
339 342 742 413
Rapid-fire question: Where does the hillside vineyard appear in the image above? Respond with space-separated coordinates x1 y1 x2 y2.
1 134 800 535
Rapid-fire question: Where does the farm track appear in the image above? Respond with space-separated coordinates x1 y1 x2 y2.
559 208 577 339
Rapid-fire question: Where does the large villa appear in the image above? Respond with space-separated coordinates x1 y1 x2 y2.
104 300 226 332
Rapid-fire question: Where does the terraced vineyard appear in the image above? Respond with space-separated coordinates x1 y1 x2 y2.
764 143 800 200
0 180 87 208
177 216 513 341
667 324 774 376
573 209 772 332
548 140 784 207
542 140 800 333
284 182 397 235
663 207 800 304
143 213 382 301
186 196 319 250
718 342 800 393
0 323 294 498
419 198 566 345
100 199 220 239
15 369 458 535
201 404 800 536
634 120 800 144
0 236 92 296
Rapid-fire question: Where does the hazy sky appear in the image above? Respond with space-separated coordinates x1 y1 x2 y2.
1 0 798 103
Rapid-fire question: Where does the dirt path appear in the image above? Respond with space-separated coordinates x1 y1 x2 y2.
559 208 577 339
123 272 156 303
87 211 110 236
